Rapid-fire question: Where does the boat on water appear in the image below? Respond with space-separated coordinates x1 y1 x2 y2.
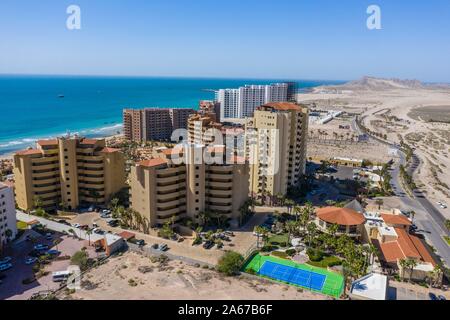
58 94 65 98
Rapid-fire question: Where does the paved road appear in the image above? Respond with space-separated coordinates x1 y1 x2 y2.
354 117 450 266
16 211 104 242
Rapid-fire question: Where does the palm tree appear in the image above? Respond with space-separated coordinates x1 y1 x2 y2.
86 229 92 246
109 197 119 211
306 222 317 249
407 259 418 280
254 226 268 248
429 264 443 288
342 261 353 298
285 220 297 244
293 206 301 222
375 198 384 210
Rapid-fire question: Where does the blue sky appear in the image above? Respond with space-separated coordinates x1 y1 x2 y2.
1 0 449 82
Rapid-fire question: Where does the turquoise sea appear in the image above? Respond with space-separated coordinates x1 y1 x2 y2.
0 75 343 155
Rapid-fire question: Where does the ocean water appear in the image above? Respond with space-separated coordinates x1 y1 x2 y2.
0 75 343 155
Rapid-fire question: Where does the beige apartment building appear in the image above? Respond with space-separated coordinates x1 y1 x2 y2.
123 108 195 142
130 144 249 228
13 137 126 212
245 102 309 197
187 113 224 145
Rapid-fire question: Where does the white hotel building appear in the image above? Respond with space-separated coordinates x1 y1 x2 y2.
0 182 17 253
216 83 290 121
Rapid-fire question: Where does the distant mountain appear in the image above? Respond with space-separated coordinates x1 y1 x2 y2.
312 76 432 92
347 76 425 90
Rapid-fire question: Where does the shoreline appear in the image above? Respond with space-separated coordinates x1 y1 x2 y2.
0 132 125 161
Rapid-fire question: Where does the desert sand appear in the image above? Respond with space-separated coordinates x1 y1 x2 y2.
299 77 450 218
65 252 328 300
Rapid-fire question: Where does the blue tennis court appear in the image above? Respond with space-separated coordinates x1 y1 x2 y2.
259 261 326 291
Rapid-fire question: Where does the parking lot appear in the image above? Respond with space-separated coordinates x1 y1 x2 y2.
66 208 268 265
0 229 95 300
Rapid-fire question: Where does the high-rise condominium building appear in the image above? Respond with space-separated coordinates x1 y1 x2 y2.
123 108 196 142
0 182 17 253
187 113 224 145
13 137 126 212
130 145 249 228
245 102 309 197
216 83 293 121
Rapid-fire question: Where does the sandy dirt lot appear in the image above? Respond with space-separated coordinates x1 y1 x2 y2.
298 83 450 218
65 251 328 300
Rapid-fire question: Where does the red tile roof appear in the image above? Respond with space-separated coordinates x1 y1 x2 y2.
15 149 42 156
37 139 58 146
379 228 436 266
138 158 168 168
381 214 412 226
101 147 120 153
316 207 366 226
118 231 136 240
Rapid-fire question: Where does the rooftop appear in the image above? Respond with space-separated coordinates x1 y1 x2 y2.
37 139 58 146
15 149 42 156
138 158 168 168
350 273 388 300
260 102 305 111
381 213 412 226
317 206 366 226
379 228 436 266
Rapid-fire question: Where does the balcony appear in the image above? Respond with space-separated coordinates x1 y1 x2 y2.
157 191 185 201
208 204 232 212
207 173 233 181
156 199 186 208
207 181 233 188
206 196 232 204
157 174 186 184
157 183 185 193
156 206 186 217
205 189 232 196
80 169 104 175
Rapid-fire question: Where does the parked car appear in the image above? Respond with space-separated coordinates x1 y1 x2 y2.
33 244 49 251
25 257 38 265
47 250 61 256
0 263 12 271
0 257 12 265
72 223 81 228
428 292 439 300
438 295 446 301
135 239 145 246
158 243 168 251
151 243 159 250
88 205 95 212
57 219 70 225
203 241 214 250
93 228 105 235
108 220 119 227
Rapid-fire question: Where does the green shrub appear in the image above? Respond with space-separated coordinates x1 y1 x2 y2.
306 248 325 262
217 251 244 276
285 249 296 256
